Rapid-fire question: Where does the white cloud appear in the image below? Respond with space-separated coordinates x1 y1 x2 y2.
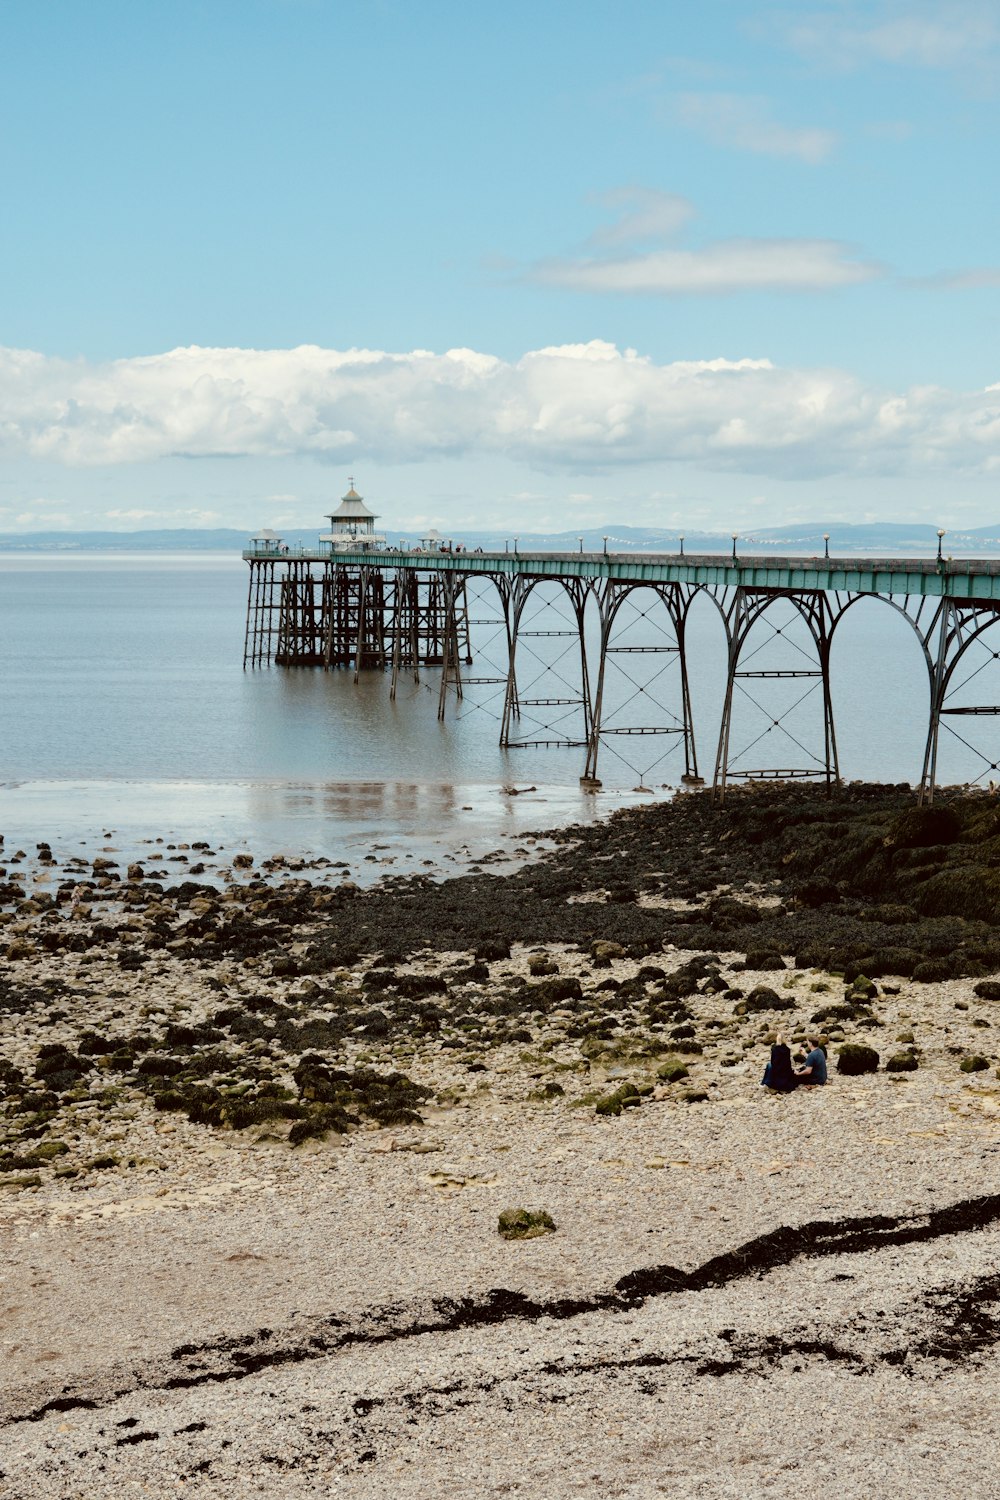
587 188 696 246
932 268 1000 289
105 507 160 520
532 238 878 294
673 93 837 162
0 340 998 482
781 2 1000 76
524 189 881 294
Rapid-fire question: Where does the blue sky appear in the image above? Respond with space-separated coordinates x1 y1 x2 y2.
0 0 998 534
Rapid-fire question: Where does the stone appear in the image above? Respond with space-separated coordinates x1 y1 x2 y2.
742 986 795 1014
656 1060 690 1084
960 1055 990 1073
497 1207 556 1240
886 1051 919 1072
527 955 558 977
836 1043 880 1076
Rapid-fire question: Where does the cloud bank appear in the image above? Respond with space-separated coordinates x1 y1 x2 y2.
0 340 998 479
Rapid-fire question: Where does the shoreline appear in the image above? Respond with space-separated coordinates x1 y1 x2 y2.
3 782 1000 1494
0 776 666 890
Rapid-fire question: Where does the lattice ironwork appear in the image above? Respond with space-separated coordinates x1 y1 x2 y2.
500 578 592 749
713 588 840 803
582 582 700 787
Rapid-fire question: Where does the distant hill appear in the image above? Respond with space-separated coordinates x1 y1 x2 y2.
1 521 998 555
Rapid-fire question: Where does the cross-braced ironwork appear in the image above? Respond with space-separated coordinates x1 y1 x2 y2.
243 546 1000 802
582 582 700 787
713 588 840 803
499 578 592 750
921 600 1000 801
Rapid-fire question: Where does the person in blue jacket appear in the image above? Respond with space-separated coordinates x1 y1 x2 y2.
796 1037 828 1086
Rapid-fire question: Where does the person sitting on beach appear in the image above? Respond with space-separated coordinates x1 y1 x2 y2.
761 1032 798 1092
796 1037 828 1086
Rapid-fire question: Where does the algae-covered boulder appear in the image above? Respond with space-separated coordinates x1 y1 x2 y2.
974 981 1000 1002
656 1059 690 1084
708 896 762 928
744 949 787 971
743 986 795 1014
886 1051 919 1072
912 958 955 984
960 1054 990 1074
498 1207 556 1240
836 1043 880 1076
793 877 840 908
591 940 625 964
886 805 960 849
595 1083 642 1116
527 954 558 977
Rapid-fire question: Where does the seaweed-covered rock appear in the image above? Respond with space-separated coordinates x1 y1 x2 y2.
595 1083 642 1116
744 949 786 971
912 958 955 984
708 896 762 928
886 805 960 849
886 1051 919 1072
497 1207 556 1240
527 954 559 977
656 1059 690 1084
793 878 840 908
742 986 795 1014
974 980 1000 1002
530 975 583 1005
960 1054 990 1073
836 1043 880 1076
811 1002 872 1025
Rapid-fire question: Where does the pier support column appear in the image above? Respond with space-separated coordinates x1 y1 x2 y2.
243 559 281 667
920 600 1000 803
582 582 700 789
437 573 467 720
713 588 840 804
499 579 592 751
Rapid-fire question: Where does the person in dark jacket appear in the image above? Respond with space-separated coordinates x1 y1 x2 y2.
762 1032 798 1092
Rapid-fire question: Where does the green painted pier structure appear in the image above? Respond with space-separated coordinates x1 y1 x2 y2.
244 531 1000 802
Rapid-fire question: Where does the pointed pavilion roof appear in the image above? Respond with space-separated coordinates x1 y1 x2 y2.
330 480 377 522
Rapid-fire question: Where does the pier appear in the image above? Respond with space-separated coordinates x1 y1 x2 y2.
243 501 1000 802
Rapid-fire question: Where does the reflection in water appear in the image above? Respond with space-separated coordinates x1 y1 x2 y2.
2 554 1000 863
0 777 660 884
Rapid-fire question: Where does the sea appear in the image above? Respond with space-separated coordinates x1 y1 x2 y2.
0 550 995 882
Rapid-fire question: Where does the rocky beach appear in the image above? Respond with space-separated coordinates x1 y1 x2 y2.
3 783 1000 1497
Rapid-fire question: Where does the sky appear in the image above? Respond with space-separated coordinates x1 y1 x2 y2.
0 0 998 536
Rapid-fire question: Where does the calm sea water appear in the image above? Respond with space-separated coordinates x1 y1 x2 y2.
0 552 995 871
